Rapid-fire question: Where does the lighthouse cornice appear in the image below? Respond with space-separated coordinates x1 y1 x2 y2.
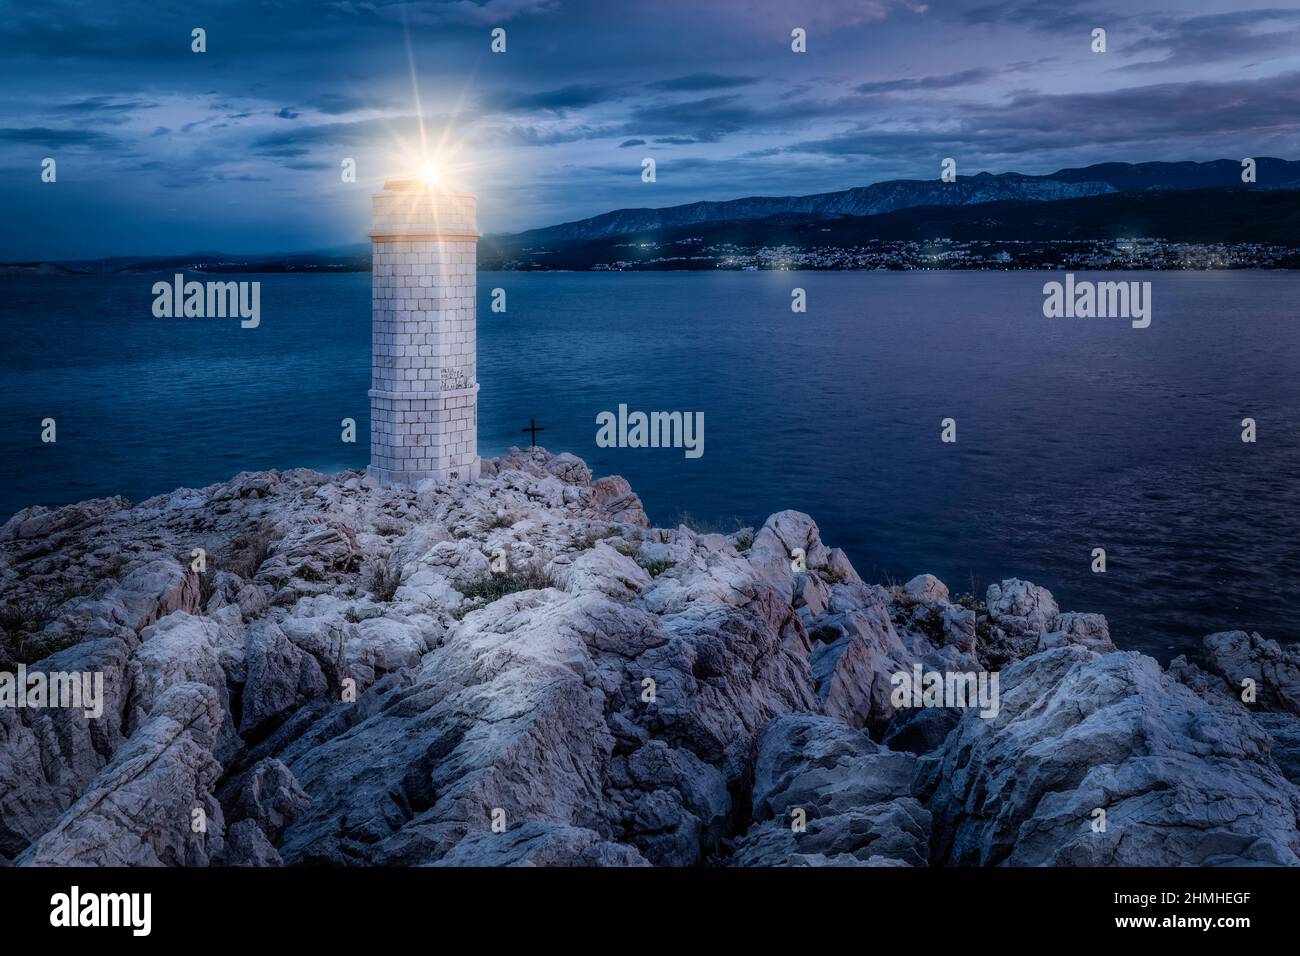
367 232 481 243
378 178 477 198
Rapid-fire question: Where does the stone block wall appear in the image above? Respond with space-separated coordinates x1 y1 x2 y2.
367 181 480 486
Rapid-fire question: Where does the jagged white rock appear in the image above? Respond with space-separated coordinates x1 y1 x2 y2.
1 447 1297 867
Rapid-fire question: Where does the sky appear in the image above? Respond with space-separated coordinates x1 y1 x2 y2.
2 0 1300 259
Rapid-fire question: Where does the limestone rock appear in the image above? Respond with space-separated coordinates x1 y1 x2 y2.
1255 713 1300 786
981 578 1061 667
732 715 930 866
920 646 1300 866
1201 630 1300 715
0 630 137 859
903 574 949 603
240 620 338 738
18 683 227 866
219 758 309 843
128 611 241 762
1038 611 1116 655
4 449 1295 870
550 541 652 600
590 476 648 527
223 819 283 866
433 822 649 866
808 585 913 734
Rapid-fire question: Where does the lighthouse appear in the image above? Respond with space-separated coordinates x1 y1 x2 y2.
367 179 481 486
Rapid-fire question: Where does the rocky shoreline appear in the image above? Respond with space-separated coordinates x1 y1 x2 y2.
1 447 1297 866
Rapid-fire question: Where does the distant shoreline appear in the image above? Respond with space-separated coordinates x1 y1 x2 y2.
5 259 1300 277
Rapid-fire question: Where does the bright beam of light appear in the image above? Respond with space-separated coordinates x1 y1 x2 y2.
385 12 480 193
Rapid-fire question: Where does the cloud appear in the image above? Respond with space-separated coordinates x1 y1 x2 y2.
493 84 623 112
249 115 423 155
483 123 622 146
618 138 645 147
855 67 998 94
626 94 758 142
1116 9 1300 71
53 96 159 114
962 0 1111 31
339 0 561 27
0 127 119 146
776 70 1300 164
304 92 394 115
649 73 760 92
275 107 301 119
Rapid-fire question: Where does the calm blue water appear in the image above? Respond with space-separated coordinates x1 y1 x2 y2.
2 271 1298 659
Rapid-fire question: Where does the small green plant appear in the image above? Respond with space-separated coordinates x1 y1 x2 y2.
451 600 483 621
570 527 620 551
373 516 405 537
820 563 848 585
457 565 556 603
914 608 946 644
483 512 517 530
637 557 676 577
0 596 83 670
613 541 640 558
228 522 276 579
367 561 401 602
0 596 59 638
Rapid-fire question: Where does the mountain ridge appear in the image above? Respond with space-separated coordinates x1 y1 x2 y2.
495 158 1300 246
6 159 1299 274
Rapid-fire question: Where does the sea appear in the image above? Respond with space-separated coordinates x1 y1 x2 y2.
2 270 1297 660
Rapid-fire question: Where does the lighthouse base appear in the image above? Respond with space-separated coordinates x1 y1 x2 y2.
367 456 481 489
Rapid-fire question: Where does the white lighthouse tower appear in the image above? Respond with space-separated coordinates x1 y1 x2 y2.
367 179 481 486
